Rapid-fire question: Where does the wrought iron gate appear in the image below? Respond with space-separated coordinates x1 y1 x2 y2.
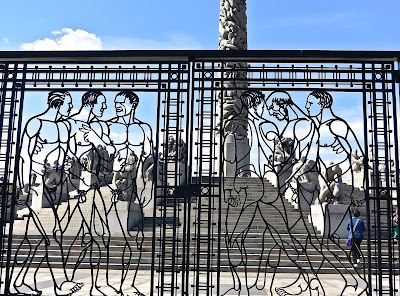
0 51 399 296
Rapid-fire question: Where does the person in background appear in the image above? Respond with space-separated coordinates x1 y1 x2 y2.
347 210 365 268
393 207 398 239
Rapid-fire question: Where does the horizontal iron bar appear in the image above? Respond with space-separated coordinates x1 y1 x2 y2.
0 50 399 62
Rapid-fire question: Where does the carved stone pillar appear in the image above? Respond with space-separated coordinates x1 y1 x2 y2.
218 0 250 176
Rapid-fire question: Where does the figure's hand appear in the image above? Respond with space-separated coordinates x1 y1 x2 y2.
225 190 240 207
228 195 240 207
79 124 100 144
33 141 44 154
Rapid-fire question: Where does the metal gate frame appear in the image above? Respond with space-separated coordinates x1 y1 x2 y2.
0 50 399 296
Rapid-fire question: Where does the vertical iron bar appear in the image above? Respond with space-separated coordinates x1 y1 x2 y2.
394 61 400 295
160 63 172 296
5 63 26 295
170 64 183 295
186 59 196 296
216 61 225 296
0 62 9 292
171 70 178 296
150 62 164 296
211 62 216 296
389 61 400 295
1 64 19 296
381 63 394 295
206 62 215 296
194 62 204 296
206 69 211 296
371 63 383 295
362 62 373 295
181 60 192 296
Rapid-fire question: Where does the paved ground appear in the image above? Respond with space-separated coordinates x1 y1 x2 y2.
3 268 393 296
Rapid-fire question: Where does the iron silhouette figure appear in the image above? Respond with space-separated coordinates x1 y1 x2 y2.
14 90 154 296
223 89 368 295
14 91 84 295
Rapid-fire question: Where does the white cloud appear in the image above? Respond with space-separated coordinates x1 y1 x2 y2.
19 29 201 51
2 38 8 43
20 28 102 51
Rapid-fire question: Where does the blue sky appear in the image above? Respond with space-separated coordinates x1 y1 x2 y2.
3 0 398 179
1 0 399 51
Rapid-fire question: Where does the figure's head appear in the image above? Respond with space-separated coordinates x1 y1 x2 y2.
354 210 360 218
266 91 292 121
114 91 139 117
47 91 73 116
240 90 265 116
82 91 107 118
167 136 176 152
305 90 333 117
168 135 175 145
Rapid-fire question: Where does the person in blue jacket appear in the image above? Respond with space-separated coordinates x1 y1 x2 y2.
347 210 365 267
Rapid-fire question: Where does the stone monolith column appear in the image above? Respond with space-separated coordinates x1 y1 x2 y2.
218 0 250 177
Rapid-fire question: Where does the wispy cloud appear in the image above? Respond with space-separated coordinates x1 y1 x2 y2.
2 38 8 43
102 33 203 50
70 109 90 121
20 28 102 50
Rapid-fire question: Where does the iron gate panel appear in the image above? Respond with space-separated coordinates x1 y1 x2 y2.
0 52 398 296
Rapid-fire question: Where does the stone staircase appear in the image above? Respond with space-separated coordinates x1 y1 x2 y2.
3 177 398 275
218 177 363 274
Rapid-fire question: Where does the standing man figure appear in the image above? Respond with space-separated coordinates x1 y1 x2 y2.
108 90 153 295
14 91 83 296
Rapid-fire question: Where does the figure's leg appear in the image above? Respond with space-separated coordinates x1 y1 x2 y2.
93 190 118 294
44 185 85 294
13 202 59 295
13 230 45 296
222 231 242 296
131 231 144 295
223 203 258 295
39 235 83 296
90 240 105 295
259 194 324 296
252 228 269 291
243 205 270 292
128 197 144 295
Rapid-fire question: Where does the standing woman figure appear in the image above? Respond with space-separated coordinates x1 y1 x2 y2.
347 210 366 268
